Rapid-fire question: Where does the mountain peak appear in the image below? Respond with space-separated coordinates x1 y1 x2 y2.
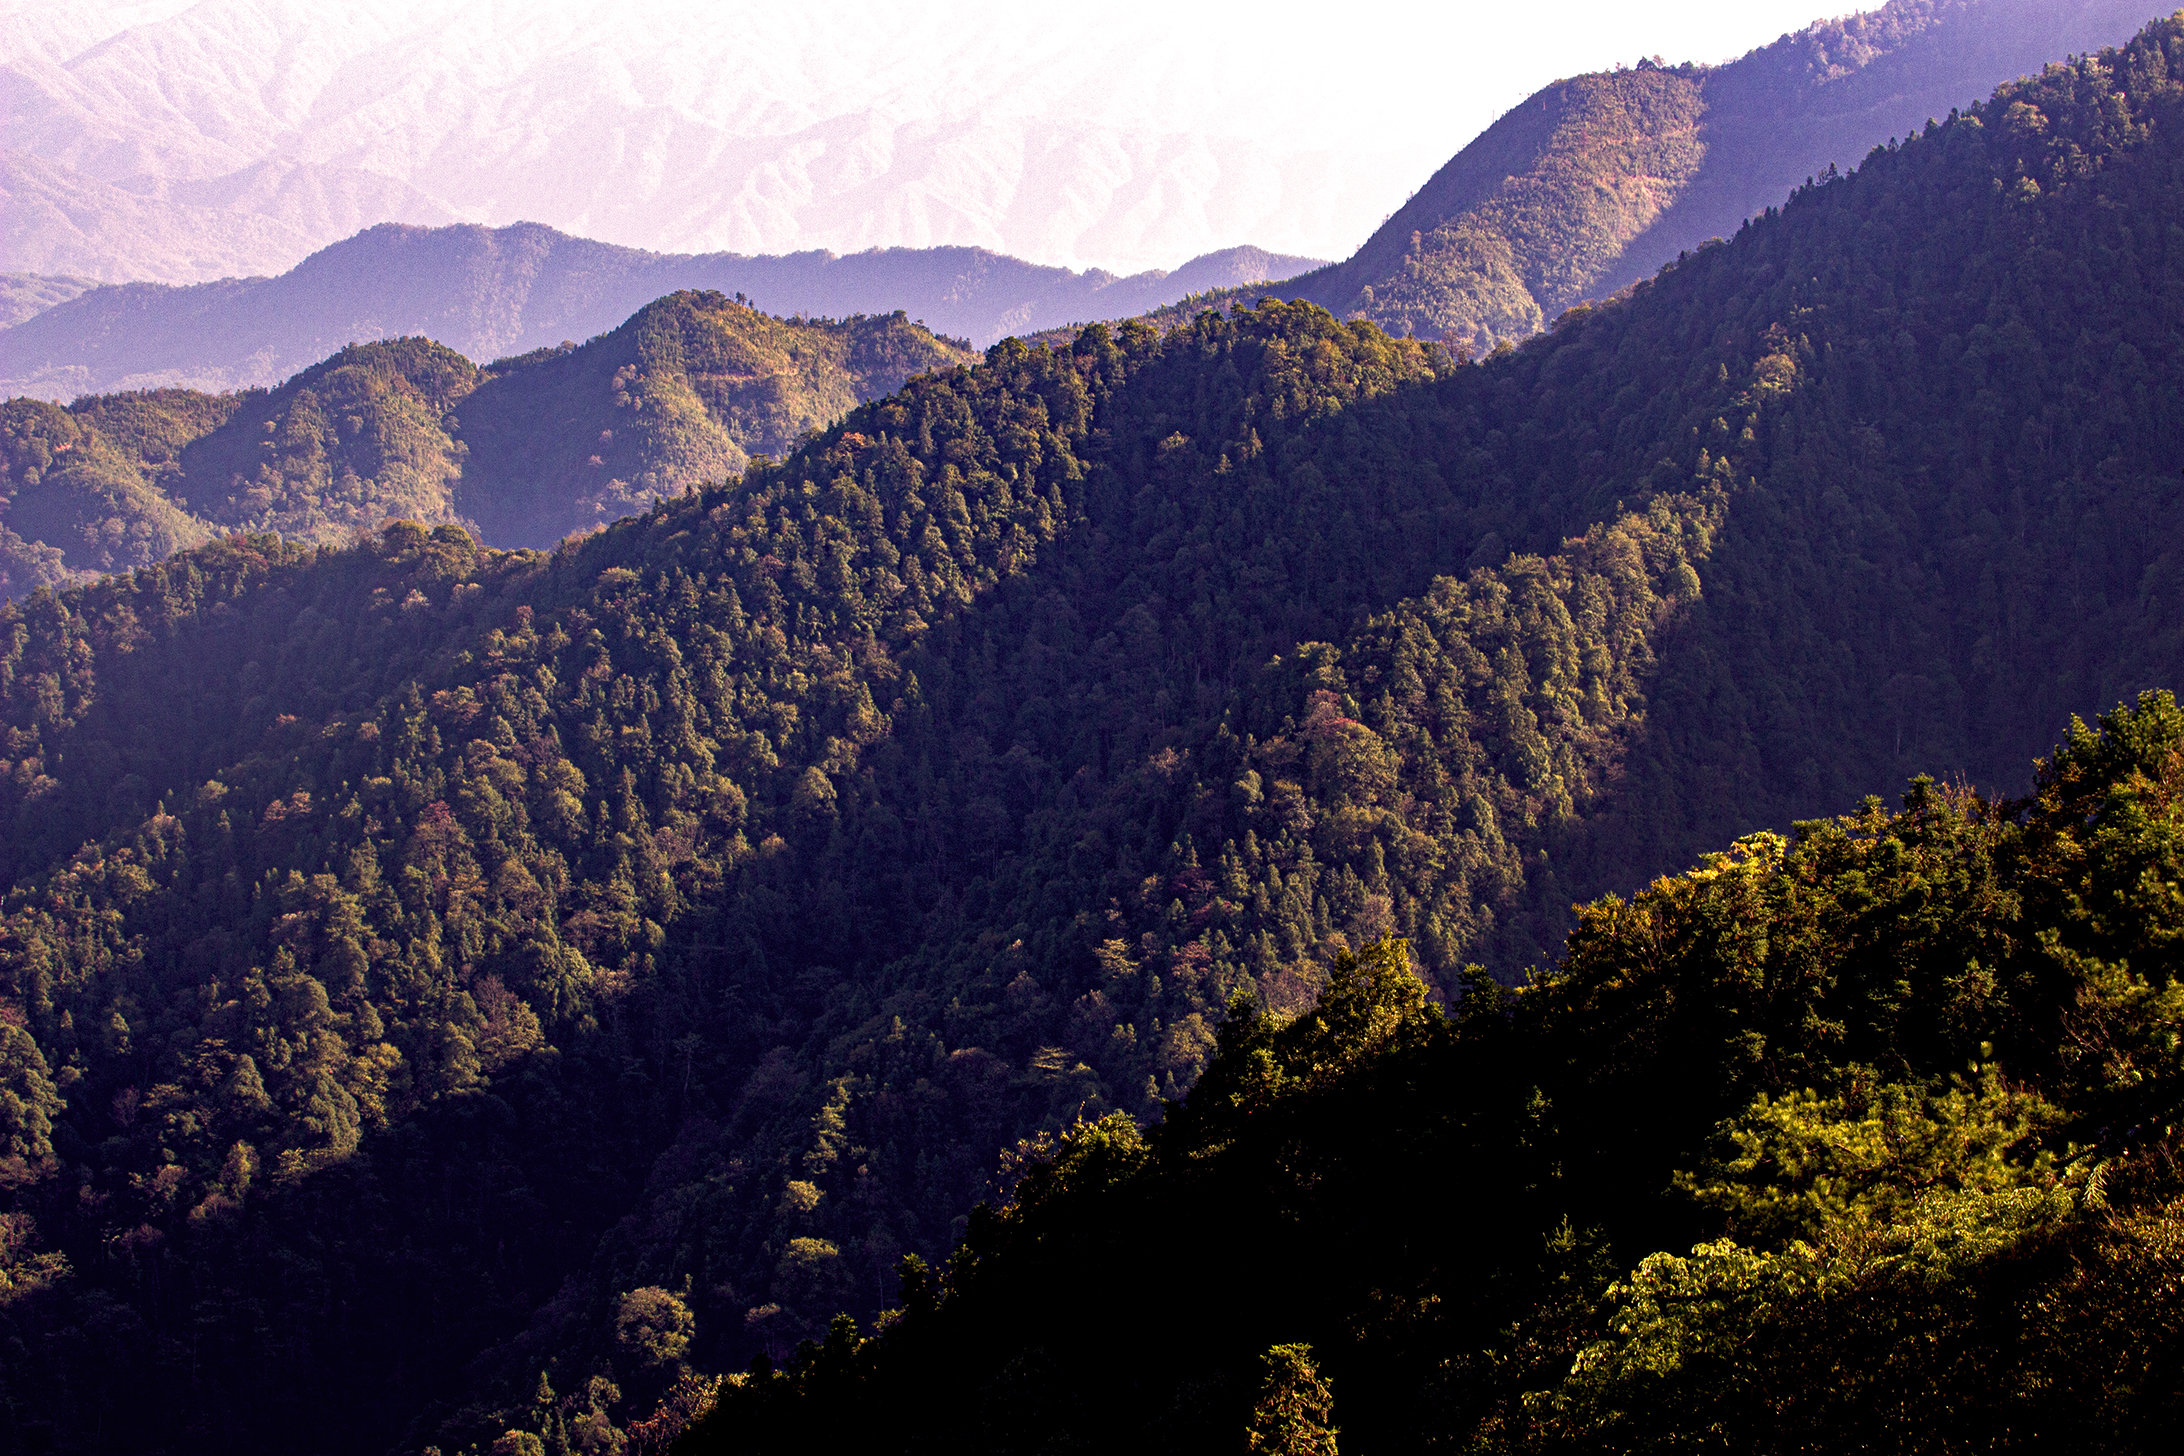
1245 0 2161 351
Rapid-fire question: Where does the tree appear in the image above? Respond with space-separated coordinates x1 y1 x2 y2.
1245 1344 1338 1456
0 1024 61 1187
615 1287 696 1371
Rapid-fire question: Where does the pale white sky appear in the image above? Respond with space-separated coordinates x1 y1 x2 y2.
4 0 1867 274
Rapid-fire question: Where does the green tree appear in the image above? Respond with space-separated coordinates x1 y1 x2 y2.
615 1287 696 1371
0 1024 61 1187
1246 1344 1339 1456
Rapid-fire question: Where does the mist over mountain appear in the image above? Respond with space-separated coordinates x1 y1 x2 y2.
14 0 2155 408
0 223 1318 400
4 13 2184 1452
0 273 95 329
0 0 1520 286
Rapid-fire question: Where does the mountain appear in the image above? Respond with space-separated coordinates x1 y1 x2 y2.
0 294 975 596
450 291 980 546
5 15 2184 1455
0 0 1420 284
0 222 1321 399
0 145 460 290
0 388 224 597
703 694 2184 1449
0 273 96 329
1152 0 2162 352
697 693 2184 1453
9 0 2129 400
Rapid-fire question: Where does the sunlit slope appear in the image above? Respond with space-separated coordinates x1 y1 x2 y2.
0 295 975 594
3 17 2184 1455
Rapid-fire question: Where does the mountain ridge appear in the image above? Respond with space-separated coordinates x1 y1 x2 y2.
3 11 2184 1456
17 0 2146 402
1138 0 2163 351
0 292 977 598
0 222 1321 399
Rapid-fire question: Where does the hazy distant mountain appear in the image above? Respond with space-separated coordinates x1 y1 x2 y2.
0 223 1321 400
10 16 2184 1449
0 293 973 596
1159 0 2160 351
0 0 1428 284
0 271 94 328
0 146 462 287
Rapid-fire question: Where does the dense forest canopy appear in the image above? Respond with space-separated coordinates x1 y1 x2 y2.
0 295 974 599
2 14 2184 1454
697 690 2184 1452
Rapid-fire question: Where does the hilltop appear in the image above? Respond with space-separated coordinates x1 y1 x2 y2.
1142 0 2159 350
2 14 2184 1455
0 223 1318 401
0 295 974 597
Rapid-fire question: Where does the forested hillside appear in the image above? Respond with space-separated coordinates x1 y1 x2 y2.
0 389 226 597
451 293 975 547
3 16 2184 1455
0 296 972 596
701 692 2184 1451
1143 0 2158 352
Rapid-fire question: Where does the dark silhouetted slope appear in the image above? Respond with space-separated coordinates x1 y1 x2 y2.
3 16 2184 1456
695 695 2184 1453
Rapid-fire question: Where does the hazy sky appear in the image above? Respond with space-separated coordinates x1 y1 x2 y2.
4 0 1877 276
15 1 1850 153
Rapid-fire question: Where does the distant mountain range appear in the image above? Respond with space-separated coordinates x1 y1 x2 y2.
5 0 2155 405
8 13 2184 1450
0 292 975 598
0 0 1423 283
0 272 96 329
0 227 1318 399
1144 0 2161 351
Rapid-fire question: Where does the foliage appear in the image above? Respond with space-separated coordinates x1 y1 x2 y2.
615 1288 696 1371
689 693 2184 1453
453 292 974 547
171 338 478 540
0 391 223 592
0 297 974 595
4 18 2184 1454
1247 1345 1339 1456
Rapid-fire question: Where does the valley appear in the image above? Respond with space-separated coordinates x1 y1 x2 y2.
0 4 2181 1454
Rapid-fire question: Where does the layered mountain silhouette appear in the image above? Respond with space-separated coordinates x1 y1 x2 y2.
4 0 2156 405
0 224 1317 400
1153 0 2163 350
0 292 974 598
0 2 1421 284
4 14 2184 1453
